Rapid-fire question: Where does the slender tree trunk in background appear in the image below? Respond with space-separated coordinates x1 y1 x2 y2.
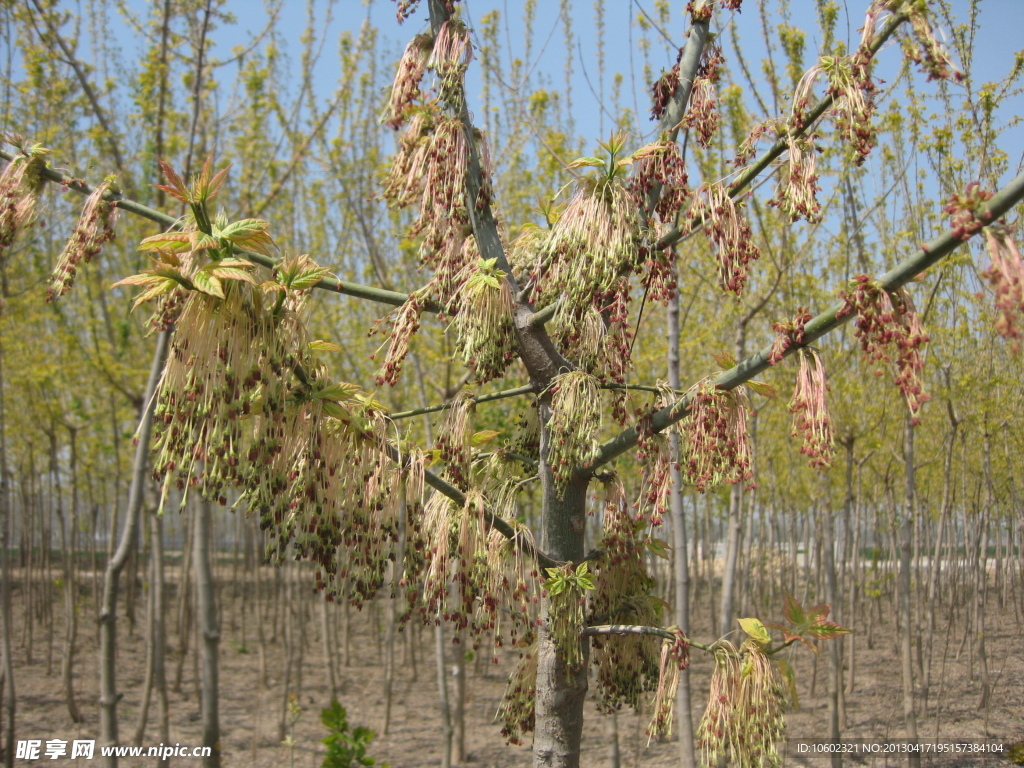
174 505 195 693
434 623 453 768
453 627 467 763
195 498 221 767
667 286 695 768
606 713 621 768
845 457 864 695
253 548 268 688
718 485 742 638
99 328 170 765
321 594 338 703
133 511 169 760
134 539 156 744
19 466 33 667
974 516 990 710
977 430 994 710
820 494 842 766
923 403 957 716
153 511 170 763
0 337 16 768
382 491 407 734
900 416 921 768
51 428 82 723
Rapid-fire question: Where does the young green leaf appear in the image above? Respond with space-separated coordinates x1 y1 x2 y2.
738 617 771 645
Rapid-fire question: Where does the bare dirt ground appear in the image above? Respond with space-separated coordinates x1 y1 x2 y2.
8 566 1024 767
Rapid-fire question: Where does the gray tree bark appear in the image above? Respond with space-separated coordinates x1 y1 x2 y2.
900 415 921 768
195 498 221 767
98 328 170 767
0 335 16 768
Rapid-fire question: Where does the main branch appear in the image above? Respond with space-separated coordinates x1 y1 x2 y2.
585 168 1024 472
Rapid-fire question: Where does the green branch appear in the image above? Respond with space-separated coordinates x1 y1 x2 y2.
389 383 536 420
0 148 422 311
584 167 1024 474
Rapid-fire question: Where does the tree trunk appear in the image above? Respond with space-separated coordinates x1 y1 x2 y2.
195 498 221 767
900 416 921 768
533 435 588 768
133 511 170 761
0 335 16 768
923 403 957 716
718 485 743 638
821 491 842 766
667 285 695 768
99 328 170 766
434 623 454 768
51 428 82 723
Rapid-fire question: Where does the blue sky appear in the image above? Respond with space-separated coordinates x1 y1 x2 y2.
103 0 1023 181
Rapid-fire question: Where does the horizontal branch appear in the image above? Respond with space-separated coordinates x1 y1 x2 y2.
585 167 1024 473
582 624 713 654
389 383 536 420
0 148 423 310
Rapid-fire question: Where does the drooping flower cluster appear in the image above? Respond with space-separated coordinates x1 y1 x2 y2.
771 132 822 221
641 246 679 306
383 34 432 128
634 386 679 525
497 643 537 745
435 389 475 488
839 275 930 424
792 51 878 165
543 561 592 670
890 0 963 82
418 448 538 647
379 18 516 384
372 290 425 386
47 179 120 301
629 138 690 225
942 181 992 241
117 159 418 607
789 350 835 469
696 640 785 768
0 137 49 254
529 141 646 328
250 392 402 604
734 117 784 167
680 44 725 149
646 630 691 743
680 378 753 492
589 479 660 712
422 490 488 630
479 522 539 654
451 256 517 383
981 225 1024 349
687 183 761 295
428 20 472 103
696 642 740 766
650 46 684 121
150 280 288 506
768 307 813 365
546 370 601 488
382 107 470 249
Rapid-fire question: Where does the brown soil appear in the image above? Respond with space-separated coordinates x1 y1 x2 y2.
7 565 1023 767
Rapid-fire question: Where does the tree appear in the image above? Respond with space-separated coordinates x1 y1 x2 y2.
1 0 1023 767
